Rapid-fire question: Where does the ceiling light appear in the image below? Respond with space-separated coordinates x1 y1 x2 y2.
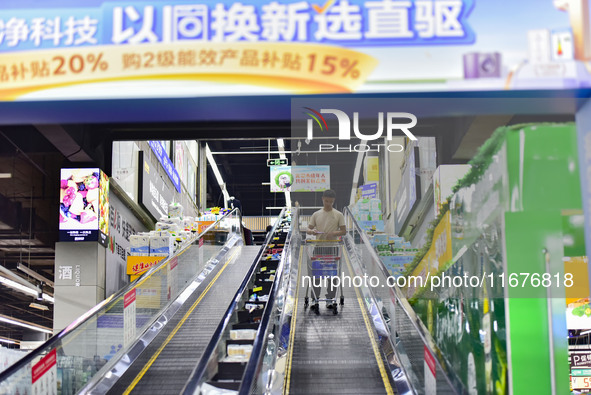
0 173 12 179
0 276 38 297
0 337 19 345
0 314 52 334
17 263 54 287
205 144 230 206
29 303 49 311
0 276 54 304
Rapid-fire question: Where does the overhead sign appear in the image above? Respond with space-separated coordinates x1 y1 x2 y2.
59 168 109 242
292 165 330 192
148 140 181 193
138 151 174 220
267 158 288 167
270 165 292 192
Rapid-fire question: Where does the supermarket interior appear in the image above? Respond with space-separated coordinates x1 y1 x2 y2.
1 1 591 395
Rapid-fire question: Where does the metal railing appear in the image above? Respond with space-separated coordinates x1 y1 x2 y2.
0 209 242 395
181 208 289 395
343 206 463 395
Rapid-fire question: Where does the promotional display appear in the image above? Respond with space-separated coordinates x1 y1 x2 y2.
360 182 378 199
291 165 330 192
32 349 57 395
59 168 109 242
270 165 292 192
408 123 582 395
123 289 136 347
1 0 590 99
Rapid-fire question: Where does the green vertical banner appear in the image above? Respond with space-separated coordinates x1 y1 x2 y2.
409 123 580 395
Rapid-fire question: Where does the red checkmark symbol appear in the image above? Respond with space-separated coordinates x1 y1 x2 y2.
313 0 335 14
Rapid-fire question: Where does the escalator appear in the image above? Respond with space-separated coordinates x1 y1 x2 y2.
197 205 460 395
105 244 261 395
283 244 395 395
0 209 290 395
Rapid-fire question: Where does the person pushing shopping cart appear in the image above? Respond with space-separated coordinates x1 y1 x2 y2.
305 189 346 313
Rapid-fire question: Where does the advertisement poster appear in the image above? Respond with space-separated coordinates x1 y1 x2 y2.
291 165 330 192
167 256 178 301
360 182 378 199
123 288 136 347
98 170 110 246
59 168 108 242
32 349 57 395
0 0 587 100
270 165 292 192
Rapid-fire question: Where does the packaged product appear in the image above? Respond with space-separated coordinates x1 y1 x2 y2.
130 235 150 256
229 329 257 340
168 202 184 218
149 235 174 256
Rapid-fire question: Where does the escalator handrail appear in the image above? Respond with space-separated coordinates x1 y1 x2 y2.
0 208 241 384
343 206 461 395
238 216 292 395
181 208 287 395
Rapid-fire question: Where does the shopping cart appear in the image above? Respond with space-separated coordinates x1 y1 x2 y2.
303 240 344 315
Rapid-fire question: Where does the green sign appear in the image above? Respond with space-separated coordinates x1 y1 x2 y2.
267 158 288 167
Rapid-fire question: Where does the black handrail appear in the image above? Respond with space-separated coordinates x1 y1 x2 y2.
238 216 292 394
0 208 240 384
343 206 461 395
181 208 287 395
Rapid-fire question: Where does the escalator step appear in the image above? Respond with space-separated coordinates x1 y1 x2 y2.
207 379 241 391
216 361 247 380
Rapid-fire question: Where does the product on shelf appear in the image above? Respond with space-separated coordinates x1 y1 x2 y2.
229 329 257 340
129 235 150 256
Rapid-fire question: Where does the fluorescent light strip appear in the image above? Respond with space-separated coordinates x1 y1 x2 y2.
17 263 54 287
0 337 19 344
0 276 54 304
276 139 291 207
0 276 38 297
0 315 52 334
0 173 12 179
205 144 230 206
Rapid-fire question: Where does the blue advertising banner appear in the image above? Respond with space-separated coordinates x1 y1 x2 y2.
148 140 181 193
360 182 378 198
0 0 474 52
0 0 586 100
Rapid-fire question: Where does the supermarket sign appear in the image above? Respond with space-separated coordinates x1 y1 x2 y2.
0 0 475 52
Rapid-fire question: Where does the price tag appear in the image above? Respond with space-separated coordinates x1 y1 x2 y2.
253 286 263 292
261 267 267 272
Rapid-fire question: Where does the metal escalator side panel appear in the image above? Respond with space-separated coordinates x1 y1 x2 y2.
181 208 289 395
80 235 243 394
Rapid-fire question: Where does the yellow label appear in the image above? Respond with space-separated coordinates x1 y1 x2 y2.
144 161 149 174
126 256 166 275
261 267 267 272
0 42 378 100
253 286 263 292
